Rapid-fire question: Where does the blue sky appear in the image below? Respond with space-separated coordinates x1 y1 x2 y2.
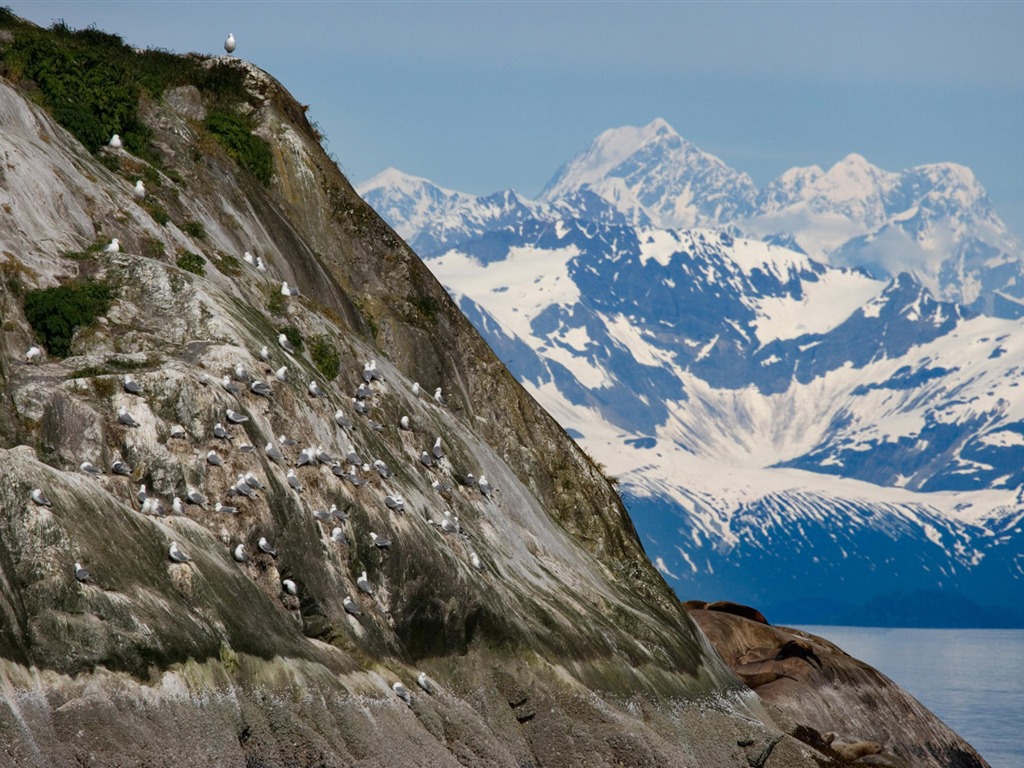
10 1 1024 235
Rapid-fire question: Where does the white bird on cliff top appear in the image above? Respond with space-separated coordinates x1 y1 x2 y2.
281 281 298 297
232 543 248 563
30 488 52 507
433 387 445 405
224 33 236 54
122 374 142 394
171 496 184 515
168 541 191 563
25 345 41 363
259 345 270 362
411 382 420 397
104 238 120 253
256 256 268 273
117 406 140 427
109 133 123 149
278 334 295 354
243 251 255 267
133 180 146 201
275 365 288 383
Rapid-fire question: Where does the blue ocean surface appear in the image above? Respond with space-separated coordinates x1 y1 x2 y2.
800 626 1024 768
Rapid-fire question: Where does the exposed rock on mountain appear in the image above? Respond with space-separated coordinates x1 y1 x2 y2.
0 15 988 767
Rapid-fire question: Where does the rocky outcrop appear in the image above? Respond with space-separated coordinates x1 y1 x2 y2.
0 16 989 767
688 606 989 767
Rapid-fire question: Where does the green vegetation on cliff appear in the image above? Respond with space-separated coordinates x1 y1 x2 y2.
23 281 112 356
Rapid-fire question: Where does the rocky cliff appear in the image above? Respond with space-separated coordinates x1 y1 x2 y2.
0 16 987 767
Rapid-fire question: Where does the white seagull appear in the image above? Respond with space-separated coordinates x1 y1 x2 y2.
104 238 120 253
117 406 140 427
79 461 102 476
356 570 373 595
109 133 123 149
282 579 298 596
232 543 248 563
133 180 146 201
74 562 91 583
432 437 443 459
25 346 41 363
275 365 289 383
258 537 277 557
392 682 411 704
280 281 298 297
168 541 191 563
278 334 295 354
122 374 142 394
206 450 224 466
30 488 52 507
224 32 236 54
416 672 436 694
343 595 361 615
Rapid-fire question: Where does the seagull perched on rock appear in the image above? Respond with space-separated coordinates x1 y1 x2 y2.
244 472 264 490
171 496 185 515
433 387 445 406
286 469 302 493
356 570 373 595
104 238 120 253
372 459 390 478
215 501 238 515
250 380 272 397
186 488 207 508
420 451 433 468
243 251 255 266
280 281 299 297
169 424 187 439
416 672 436 694
117 406 140 427
352 398 368 415
232 475 256 497
432 437 443 460
265 442 285 464
392 682 411 704
168 541 191 563
384 494 404 512
256 256 268 273
343 595 361 615
233 363 251 383
239 443 255 453
470 552 485 571
123 374 143 394
25 345 42 363
440 511 460 535
232 543 248 563
346 445 362 465
313 508 334 523
308 380 325 398
259 344 270 362
74 562 91 583
108 133 123 149
111 460 131 476
315 446 334 465
197 372 211 386
370 532 391 550
274 365 289 383
258 537 277 557
213 422 231 441
282 579 298 596
399 415 410 431
206 450 224 466
226 409 248 424
30 488 52 507
411 382 421 397
278 334 295 354
334 409 352 428
295 447 316 467
224 32 236 54
79 461 102 476
220 375 241 396
356 382 373 400
133 180 146 201
331 526 348 545
137 483 148 505
478 475 493 497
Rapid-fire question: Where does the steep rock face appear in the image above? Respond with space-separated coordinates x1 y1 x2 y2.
0 20 990 767
0 25 815 768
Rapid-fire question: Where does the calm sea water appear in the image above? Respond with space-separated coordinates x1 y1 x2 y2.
799 626 1024 768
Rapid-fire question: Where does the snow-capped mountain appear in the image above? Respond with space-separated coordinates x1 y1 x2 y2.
358 121 1024 625
361 119 1022 315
